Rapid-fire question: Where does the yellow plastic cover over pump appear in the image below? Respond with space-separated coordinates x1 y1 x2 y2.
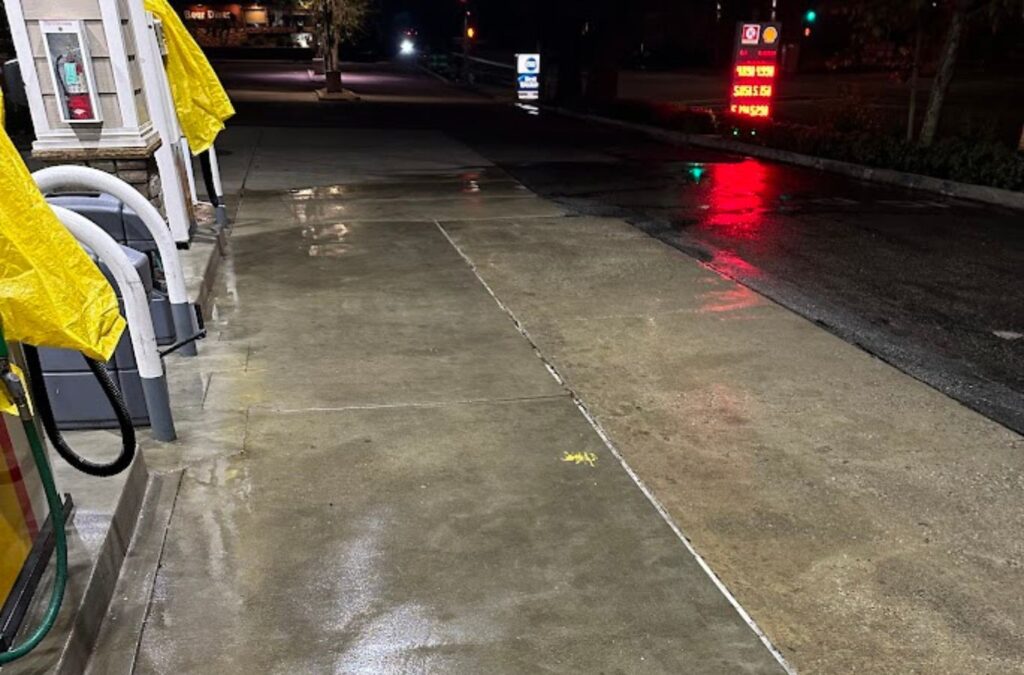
145 0 235 155
0 90 126 413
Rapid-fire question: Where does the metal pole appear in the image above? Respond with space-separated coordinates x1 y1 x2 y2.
461 12 469 83
180 137 200 204
208 146 229 227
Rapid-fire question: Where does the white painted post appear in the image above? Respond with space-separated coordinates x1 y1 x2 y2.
180 137 200 203
125 0 195 245
208 146 229 226
33 165 199 357
50 205 176 442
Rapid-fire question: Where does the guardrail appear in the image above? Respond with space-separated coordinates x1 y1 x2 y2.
429 53 516 88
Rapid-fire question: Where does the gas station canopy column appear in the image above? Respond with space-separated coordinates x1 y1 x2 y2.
3 0 193 243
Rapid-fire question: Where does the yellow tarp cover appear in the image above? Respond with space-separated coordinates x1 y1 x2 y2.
146 0 235 155
0 90 126 413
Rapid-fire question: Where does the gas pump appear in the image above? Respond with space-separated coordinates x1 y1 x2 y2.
0 88 135 663
0 330 68 664
0 321 136 664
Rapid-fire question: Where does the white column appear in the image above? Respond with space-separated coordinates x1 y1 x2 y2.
125 2 194 244
98 0 140 129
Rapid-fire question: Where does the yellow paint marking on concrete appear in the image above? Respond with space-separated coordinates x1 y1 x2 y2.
562 451 598 468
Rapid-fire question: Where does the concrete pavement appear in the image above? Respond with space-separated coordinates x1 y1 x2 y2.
441 212 1024 673
85 128 790 674
75 64 1024 673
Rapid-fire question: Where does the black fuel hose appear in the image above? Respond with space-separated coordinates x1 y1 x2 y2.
22 345 136 477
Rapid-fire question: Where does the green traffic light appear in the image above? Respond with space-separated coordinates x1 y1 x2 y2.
804 9 817 22
687 165 705 183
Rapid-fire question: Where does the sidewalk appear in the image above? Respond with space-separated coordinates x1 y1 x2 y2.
85 127 789 674
86 125 1023 673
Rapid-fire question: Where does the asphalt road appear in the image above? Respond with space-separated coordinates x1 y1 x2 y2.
220 61 1024 433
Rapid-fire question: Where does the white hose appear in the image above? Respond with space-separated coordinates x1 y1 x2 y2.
33 165 189 306
50 206 163 380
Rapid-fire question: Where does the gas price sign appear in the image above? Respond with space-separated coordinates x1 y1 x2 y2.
516 53 541 101
730 22 781 119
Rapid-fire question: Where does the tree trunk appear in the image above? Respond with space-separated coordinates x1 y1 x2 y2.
906 20 923 142
919 6 964 147
325 69 343 92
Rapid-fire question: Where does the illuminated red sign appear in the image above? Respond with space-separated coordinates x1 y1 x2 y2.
730 22 781 119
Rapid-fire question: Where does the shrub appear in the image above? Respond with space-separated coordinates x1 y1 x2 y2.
720 116 1024 192
587 99 717 134
581 98 1024 191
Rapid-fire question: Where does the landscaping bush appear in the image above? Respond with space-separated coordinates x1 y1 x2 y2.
729 118 1024 191
581 99 1024 192
587 99 718 134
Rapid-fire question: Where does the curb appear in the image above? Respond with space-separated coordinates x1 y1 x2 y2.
314 88 361 102
50 456 152 675
549 107 1024 211
416 63 507 101
415 63 454 84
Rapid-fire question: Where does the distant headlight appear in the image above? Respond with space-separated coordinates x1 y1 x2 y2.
400 39 415 55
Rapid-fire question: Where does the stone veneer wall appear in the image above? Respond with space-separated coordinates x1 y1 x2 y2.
41 155 163 214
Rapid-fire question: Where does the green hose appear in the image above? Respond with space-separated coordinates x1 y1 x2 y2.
0 325 68 664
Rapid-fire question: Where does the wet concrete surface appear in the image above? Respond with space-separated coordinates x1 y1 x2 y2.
136 402 782 674
119 138 787 673
441 213 1024 673
218 61 1024 435
450 116 1024 435
77 63 1024 673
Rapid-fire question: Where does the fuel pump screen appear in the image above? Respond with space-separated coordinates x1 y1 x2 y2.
730 22 781 119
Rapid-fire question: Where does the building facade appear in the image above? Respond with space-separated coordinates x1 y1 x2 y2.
173 2 313 49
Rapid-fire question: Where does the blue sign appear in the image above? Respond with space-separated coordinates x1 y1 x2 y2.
516 53 541 101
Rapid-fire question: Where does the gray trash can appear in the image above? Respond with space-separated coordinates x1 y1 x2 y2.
46 193 176 346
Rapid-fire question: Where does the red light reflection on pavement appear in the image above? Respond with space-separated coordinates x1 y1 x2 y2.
698 285 763 314
708 249 763 279
703 159 770 240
